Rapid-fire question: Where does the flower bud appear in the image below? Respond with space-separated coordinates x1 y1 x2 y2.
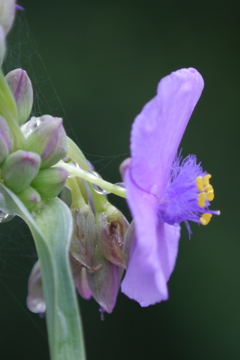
24 115 68 169
1 150 41 193
17 186 42 210
0 0 16 36
5 69 33 125
0 25 6 66
31 167 68 198
0 115 13 164
71 260 92 300
27 260 46 314
96 203 129 268
87 246 124 313
67 177 96 270
70 205 96 270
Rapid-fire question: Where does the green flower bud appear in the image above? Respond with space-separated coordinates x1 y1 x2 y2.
1 150 41 193
24 115 68 169
0 0 16 36
0 115 13 164
86 246 124 313
17 186 42 210
31 167 68 198
95 203 129 268
5 69 33 125
27 260 46 314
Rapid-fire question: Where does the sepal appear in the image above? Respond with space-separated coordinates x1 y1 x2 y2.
86 246 124 313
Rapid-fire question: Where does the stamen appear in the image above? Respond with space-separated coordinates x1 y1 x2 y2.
203 174 212 186
198 192 207 207
200 213 212 225
206 190 214 201
196 176 204 191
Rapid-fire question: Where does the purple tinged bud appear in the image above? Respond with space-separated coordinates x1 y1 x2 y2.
86 246 124 313
17 186 41 210
27 260 46 314
71 261 92 300
70 206 96 270
31 167 68 198
23 115 68 169
5 69 33 125
0 115 13 163
1 150 41 193
68 176 96 270
0 0 16 36
96 204 129 268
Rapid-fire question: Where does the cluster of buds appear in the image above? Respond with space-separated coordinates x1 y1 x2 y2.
28 168 132 314
1 0 132 315
0 67 69 210
0 3 68 210
68 175 130 313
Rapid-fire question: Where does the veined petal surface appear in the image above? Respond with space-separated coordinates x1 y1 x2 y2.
121 167 180 306
131 68 204 196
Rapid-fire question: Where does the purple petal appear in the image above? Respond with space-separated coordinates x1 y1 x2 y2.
121 167 181 306
131 68 204 197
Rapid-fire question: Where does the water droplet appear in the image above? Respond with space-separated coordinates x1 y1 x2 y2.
67 162 81 178
114 182 125 188
0 210 15 223
86 171 110 195
29 117 42 132
21 117 42 138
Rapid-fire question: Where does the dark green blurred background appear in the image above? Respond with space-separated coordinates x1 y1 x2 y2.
0 0 239 359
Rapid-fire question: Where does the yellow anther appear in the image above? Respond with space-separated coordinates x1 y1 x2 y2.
206 190 214 201
196 176 204 191
200 213 212 225
198 192 207 207
205 184 213 192
203 174 212 186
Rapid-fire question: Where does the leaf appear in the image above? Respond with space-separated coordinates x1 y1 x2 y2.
0 182 86 360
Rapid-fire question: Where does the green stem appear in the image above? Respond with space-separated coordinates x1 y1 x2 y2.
55 161 126 198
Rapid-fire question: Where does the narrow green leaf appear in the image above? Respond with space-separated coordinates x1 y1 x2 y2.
0 183 86 360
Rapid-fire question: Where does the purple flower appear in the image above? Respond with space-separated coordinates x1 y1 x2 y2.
121 68 219 307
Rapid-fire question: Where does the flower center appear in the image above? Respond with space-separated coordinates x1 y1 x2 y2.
158 155 220 229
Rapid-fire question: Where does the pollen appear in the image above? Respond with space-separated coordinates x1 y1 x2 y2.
203 174 212 186
200 213 212 225
196 176 204 191
196 173 215 206
198 192 207 207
